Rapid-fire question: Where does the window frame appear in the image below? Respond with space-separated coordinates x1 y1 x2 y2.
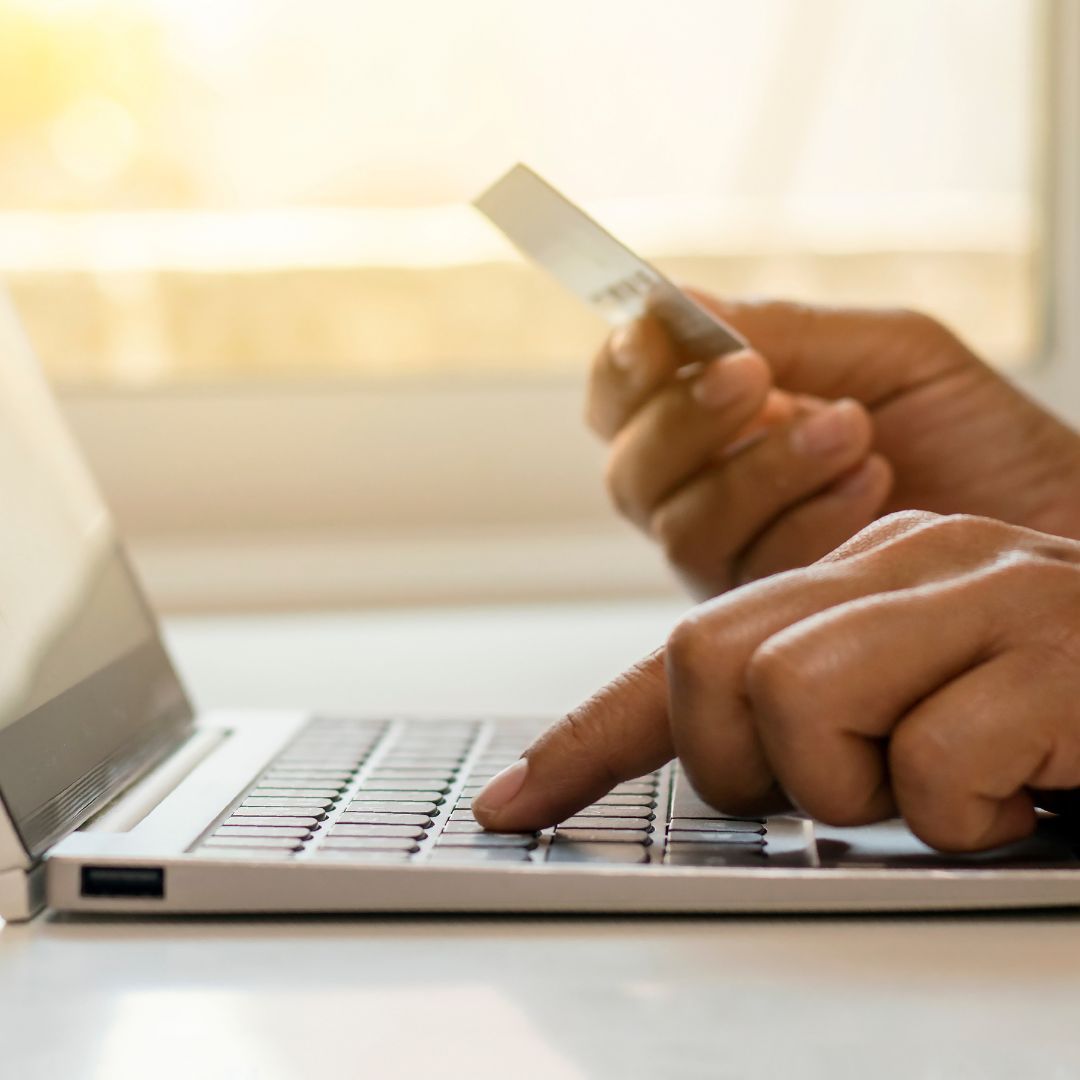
53 0 1080 610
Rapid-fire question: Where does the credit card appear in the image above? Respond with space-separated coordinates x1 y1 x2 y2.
473 163 746 361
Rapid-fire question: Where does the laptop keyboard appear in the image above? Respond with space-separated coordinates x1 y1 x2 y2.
193 718 767 867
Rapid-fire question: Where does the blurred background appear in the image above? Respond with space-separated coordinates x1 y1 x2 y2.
1 0 1074 611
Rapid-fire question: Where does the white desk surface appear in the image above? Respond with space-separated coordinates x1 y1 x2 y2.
4 599 1080 1080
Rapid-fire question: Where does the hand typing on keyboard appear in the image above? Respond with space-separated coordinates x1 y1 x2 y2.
473 512 1080 854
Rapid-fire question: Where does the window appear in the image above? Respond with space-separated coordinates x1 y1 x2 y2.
0 0 1051 386
2 0 1075 610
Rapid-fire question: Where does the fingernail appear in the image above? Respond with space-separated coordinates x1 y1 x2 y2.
610 325 640 372
692 350 759 408
790 398 862 457
473 758 529 817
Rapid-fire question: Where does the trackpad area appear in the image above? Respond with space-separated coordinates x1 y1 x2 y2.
813 817 1080 869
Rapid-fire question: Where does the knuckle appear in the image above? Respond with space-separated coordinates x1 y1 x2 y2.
905 809 998 854
650 502 689 562
826 510 941 560
985 554 1080 658
990 547 1077 587
891 307 966 356
920 512 994 539
651 501 712 577
898 512 985 555
888 721 945 797
895 306 947 339
744 637 814 722
984 549 1056 588
814 798 879 829
665 612 724 690
839 511 1005 565
867 508 943 540
685 768 786 820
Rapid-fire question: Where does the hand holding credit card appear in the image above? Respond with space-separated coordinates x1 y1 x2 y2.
472 164 887 601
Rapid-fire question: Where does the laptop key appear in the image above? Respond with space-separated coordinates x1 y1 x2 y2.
350 790 444 804
278 757 364 768
356 780 451 794
354 793 448 806
667 834 766 849
668 829 766 844
377 758 463 770
328 823 427 840
242 797 335 811
252 788 341 800
437 834 538 849
320 837 420 852
226 815 321 829
546 842 650 864
554 828 651 843
265 768 356 778
560 816 655 831
670 818 766 834
428 848 533 863
347 801 440 815
259 780 350 792
368 768 455 779
203 836 303 851
216 826 312 840
339 812 433 828
440 821 538 836
231 807 327 821
312 850 413 862
591 795 654 807
664 847 769 867
194 848 296 859
563 806 654 820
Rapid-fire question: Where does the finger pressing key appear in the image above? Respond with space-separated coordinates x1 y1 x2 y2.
472 649 674 833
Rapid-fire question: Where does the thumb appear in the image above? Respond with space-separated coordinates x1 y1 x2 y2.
472 648 674 832
686 291 974 405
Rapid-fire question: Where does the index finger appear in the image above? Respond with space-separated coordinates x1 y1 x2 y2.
471 648 674 832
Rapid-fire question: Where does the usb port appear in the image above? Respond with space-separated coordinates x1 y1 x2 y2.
80 866 165 899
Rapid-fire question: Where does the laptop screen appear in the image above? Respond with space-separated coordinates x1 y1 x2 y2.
0 296 192 859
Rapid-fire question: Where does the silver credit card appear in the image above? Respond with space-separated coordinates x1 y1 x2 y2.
473 163 746 361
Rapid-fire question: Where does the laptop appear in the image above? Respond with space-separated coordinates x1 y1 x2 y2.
4 241 1080 924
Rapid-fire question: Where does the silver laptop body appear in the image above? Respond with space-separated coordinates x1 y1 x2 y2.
3 295 1080 922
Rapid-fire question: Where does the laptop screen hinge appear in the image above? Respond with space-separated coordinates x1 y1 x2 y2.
80 727 228 834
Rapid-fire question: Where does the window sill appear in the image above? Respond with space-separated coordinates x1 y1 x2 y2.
129 522 682 614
